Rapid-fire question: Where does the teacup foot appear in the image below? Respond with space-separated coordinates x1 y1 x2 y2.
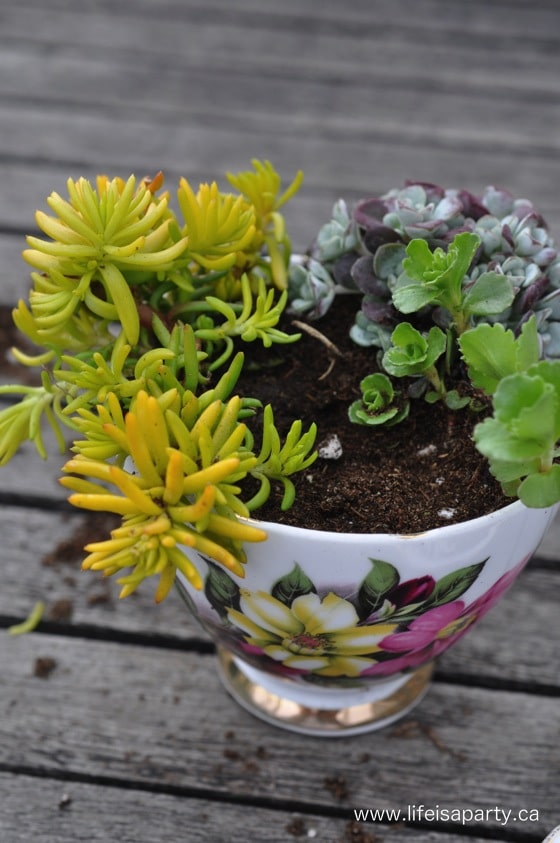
216 648 434 737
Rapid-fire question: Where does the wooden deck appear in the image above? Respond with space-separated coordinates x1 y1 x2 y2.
1 1 560 840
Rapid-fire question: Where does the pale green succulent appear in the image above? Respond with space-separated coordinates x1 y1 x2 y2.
302 181 560 360
313 199 359 262
288 258 337 319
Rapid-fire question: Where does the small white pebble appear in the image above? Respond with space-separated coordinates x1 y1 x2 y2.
307 830 317 839
318 433 343 460
435 477 445 485
438 508 456 519
417 444 437 457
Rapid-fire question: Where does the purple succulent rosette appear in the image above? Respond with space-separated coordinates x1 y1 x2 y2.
189 553 530 683
290 182 560 360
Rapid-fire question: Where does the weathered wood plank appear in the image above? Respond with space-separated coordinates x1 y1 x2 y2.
5 0 560 44
536 513 560 561
2 43 559 111
0 773 511 843
2 3 560 162
3 84 559 174
0 433 69 498
0 3 559 239
0 504 558 689
3 15 560 107
3 85 559 193
1 633 558 838
0 505 205 639
1 0 559 239
0 235 28 306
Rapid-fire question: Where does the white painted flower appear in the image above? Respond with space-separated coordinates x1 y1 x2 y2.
227 590 397 677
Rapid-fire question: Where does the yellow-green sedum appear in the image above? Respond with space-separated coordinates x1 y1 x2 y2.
0 161 315 600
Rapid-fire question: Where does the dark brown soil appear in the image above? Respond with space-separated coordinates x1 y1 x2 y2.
235 295 510 534
0 300 510 536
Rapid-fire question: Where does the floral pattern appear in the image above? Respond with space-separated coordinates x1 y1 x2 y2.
228 590 397 677
196 554 530 683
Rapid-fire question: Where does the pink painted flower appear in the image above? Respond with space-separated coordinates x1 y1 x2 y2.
379 602 472 654
374 555 532 668
361 650 432 677
464 555 530 621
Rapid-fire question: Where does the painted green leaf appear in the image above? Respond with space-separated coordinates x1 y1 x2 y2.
357 558 400 617
424 561 486 607
271 563 316 607
204 561 241 619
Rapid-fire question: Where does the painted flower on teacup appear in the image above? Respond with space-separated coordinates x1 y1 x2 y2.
194 554 530 680
227 590 397 677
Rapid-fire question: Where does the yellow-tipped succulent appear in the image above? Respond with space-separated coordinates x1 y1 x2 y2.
227 159 303 290
22 173 188 347
59 373 315 601
1 160 314 602
177 178 257 272
60 387 268 600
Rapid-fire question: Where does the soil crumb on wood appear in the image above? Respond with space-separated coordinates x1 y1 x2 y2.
33 657 57 678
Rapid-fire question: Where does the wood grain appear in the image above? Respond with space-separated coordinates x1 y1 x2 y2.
2 1 560 840
1 633 559 838
0 773 511 843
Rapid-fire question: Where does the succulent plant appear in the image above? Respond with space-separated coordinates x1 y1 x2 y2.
287 258 337 319
312 199 359 263
0 160 316 600
301 181 560 359
348 373 409 427
4 166 560 606
291 181 560 507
